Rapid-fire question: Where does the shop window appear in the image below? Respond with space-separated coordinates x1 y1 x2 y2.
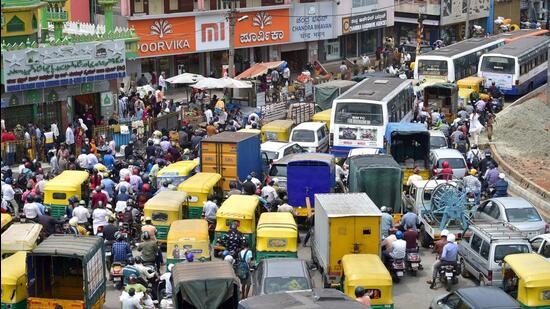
7 16 25 32
32 14 37 29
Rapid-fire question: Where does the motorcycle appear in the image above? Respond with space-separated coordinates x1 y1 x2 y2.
110 261 125 289
405 248 422 276
390 258 406 283
437 262 460 291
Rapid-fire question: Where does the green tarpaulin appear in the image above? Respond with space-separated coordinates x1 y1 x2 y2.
314 80 357 110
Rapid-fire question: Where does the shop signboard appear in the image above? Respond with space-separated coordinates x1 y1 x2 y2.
440 0 489 25
235 9 290 48
290 2 335 42
195 14 229 52
129 17 196 57
2 40 126 93
342 10 389 34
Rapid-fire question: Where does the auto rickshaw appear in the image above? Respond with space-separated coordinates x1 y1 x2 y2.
457 76 485 107
1 251 28 308
214 195 261 253
143 191 188 243
44 170 90 219
166 219 211 267
501 253 550 308
256 212 298 261
177 172 222 219
261 119 295 142
423 83 458 123
311 109 332 130
238 128 261 135
156 160 199 188
1 213 13 233
1 223 43 259
341 254 394 309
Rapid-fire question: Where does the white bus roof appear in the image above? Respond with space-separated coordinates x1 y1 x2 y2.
336 77 411 102
482 36 550 58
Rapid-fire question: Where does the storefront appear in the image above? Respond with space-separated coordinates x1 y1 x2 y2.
339 8 394 58
394 14 440 44
440 0 490 43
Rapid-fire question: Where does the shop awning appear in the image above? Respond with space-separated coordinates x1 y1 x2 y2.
235 61 285 80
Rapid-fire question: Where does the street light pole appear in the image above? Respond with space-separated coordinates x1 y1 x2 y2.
226 0 237 78
465 0 471 39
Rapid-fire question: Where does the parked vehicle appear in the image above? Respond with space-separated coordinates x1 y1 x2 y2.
312 193 382 288
201 131 264 191
429 130 448 149
256 212 298 261
166 219 211 268
239 288 367 309
458 222 531 286
501 253 550 308
171 261 240 309
474 197 548 237
143 191 188 243
252 258 313 296
289 122 330 153
43 170 90 219
26 235 106 309
341 254 394 309
429 149 468 179
1 251 28 309
156 159 199 188
261 119 295 142
1 223 42 258
348 154 403 213
261 141 306 162
430 287 521 309
529 233 550 261
177 172 222 219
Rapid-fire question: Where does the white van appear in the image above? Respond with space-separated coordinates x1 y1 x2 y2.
289 122 329 153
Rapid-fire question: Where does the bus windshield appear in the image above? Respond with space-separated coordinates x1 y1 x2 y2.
334 102 383 126
417 60 448 76
480 56 515 74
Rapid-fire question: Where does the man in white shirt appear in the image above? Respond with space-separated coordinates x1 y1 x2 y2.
65 124 75 154
2 180 18 217
23 196 41 221
406 167 424 186
159 264 174 296
159 71 166 92
92 202 110 235
390 231 407 260
204 108 213 124
202 199 218 222
72 200 91 226
283 66 290 84
260 181 277 203
77 150 89 169
249 172 261 189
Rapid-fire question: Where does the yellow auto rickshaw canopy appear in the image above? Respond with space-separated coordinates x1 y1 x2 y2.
238 129 261 135
144 191 188 211
167 219 209 242
1 251 27 285
257 212 297 238
1 213 13 230
46 170 89 190
217 195 259 220
157 160 199 177
504 253 550 288
456 76 485 89
342 254 393 287
1 223 42 252
262 120 295 133
177 173 222 194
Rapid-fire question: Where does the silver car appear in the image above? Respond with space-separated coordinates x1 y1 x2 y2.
474 197 548 237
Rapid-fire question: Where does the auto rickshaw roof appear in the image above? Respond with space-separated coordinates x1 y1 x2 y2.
1 251 27 284
239 129 261 134
167 219 209 242
1 223 42 252
342 254 393 286
177 172 221 194
1 213 13 229
257 212 297 237
30 234 102 258
45 170 89 189
262 119 296 132
218 195 259 219
144 191 188 210
504 253 550 288
457 76 485 86
157 160 199 177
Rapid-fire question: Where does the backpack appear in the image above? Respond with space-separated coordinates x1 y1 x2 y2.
470 149 481 168
236 250 250 280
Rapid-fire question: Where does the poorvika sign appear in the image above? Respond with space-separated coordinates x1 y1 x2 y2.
342 11 388 34
129 17 196 57
2 40 127 93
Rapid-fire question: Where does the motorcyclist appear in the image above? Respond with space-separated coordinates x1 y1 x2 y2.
354 286 372 307
389 231 407 262
102 216 119 241
112 232 133 263
483 163 500 192
115 186 130 212
478 151 497 177
159 264 174 297
141 217 158 242
38 207 63 236
134 256 157 282
1 178 18 217
124 274 147 294
220 222 245 256
122 257 142 285
493 173 509 197
427 233 458 289
463 169 482 205
380 206 394 239
488 82 502 99
437 161 453 180
138 231 159 270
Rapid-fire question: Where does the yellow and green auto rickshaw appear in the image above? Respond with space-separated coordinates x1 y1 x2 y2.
502 253 550 309
256 212 298 261
341 254 394 309
1 213 13 233
311 109 332 130
166 219 211 267
44 170 90 219
143 191 188 243
157 160 200 188
261 120 295 142
457 76 485 107
1 251 28 308
1 223 43 259
214 195 261 254
177 172 222 219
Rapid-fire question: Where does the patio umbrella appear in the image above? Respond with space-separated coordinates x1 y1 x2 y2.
192 77 230 90
166 73 204 84
220 77 252 89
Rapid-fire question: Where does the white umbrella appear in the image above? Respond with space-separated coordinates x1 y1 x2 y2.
192 77 229 90
166 73 204 84
220 77 253 89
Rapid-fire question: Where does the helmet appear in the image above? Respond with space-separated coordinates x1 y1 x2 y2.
380 206 388 213
128 275 137 284
485 151 492 157
142 183 150 192
4 177 12 185
395 231 403 239
95 186 101 192
355 286 366 297
106 148 112 154
186 252 194 262
499 173 505 179
115 232 123 241
69 217 78 227
167 264 175 272
24 162 32 169
441 161 450 168
440 229 449 237
120 186 127 193
222 250 230 257
471 144 478 149
162 136 168 141
469 169 477 176
447 233 456 243
26 195 34 203
145 217 152 223
127 257 135 265
142 231 150 240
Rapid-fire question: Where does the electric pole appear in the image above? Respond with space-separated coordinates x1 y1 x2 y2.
417 11 425 55
465 0 471 39
225 0 237 78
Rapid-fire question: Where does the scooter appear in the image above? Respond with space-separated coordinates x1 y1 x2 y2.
390 258 406 283
110 262 125 290
405 248 422 276
437 262 460 291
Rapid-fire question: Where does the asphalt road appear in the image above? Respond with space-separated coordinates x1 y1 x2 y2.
103 236 477 308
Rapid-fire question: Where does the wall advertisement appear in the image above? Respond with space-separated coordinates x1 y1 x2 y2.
440 0 490 25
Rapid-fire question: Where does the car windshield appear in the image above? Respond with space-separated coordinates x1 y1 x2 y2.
269 165 287 177
334 102 384 126
262 151 279 161
430 136 447 149
437 158 466 168
505 207 541 222
291 130 315 142
264 277 310 294
494 244 530 263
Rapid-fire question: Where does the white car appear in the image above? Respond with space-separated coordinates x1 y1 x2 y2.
261 141 306 162
529 233 550 261
429 130 448 149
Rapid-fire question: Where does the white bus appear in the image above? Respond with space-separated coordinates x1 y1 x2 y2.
329 78 415 157
478 36 550 95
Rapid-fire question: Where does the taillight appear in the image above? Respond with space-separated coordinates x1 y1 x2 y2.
545 224 549 233
487 271 493 281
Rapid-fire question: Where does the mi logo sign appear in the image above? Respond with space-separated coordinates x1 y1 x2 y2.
196 17 229 51
201 22 225 42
